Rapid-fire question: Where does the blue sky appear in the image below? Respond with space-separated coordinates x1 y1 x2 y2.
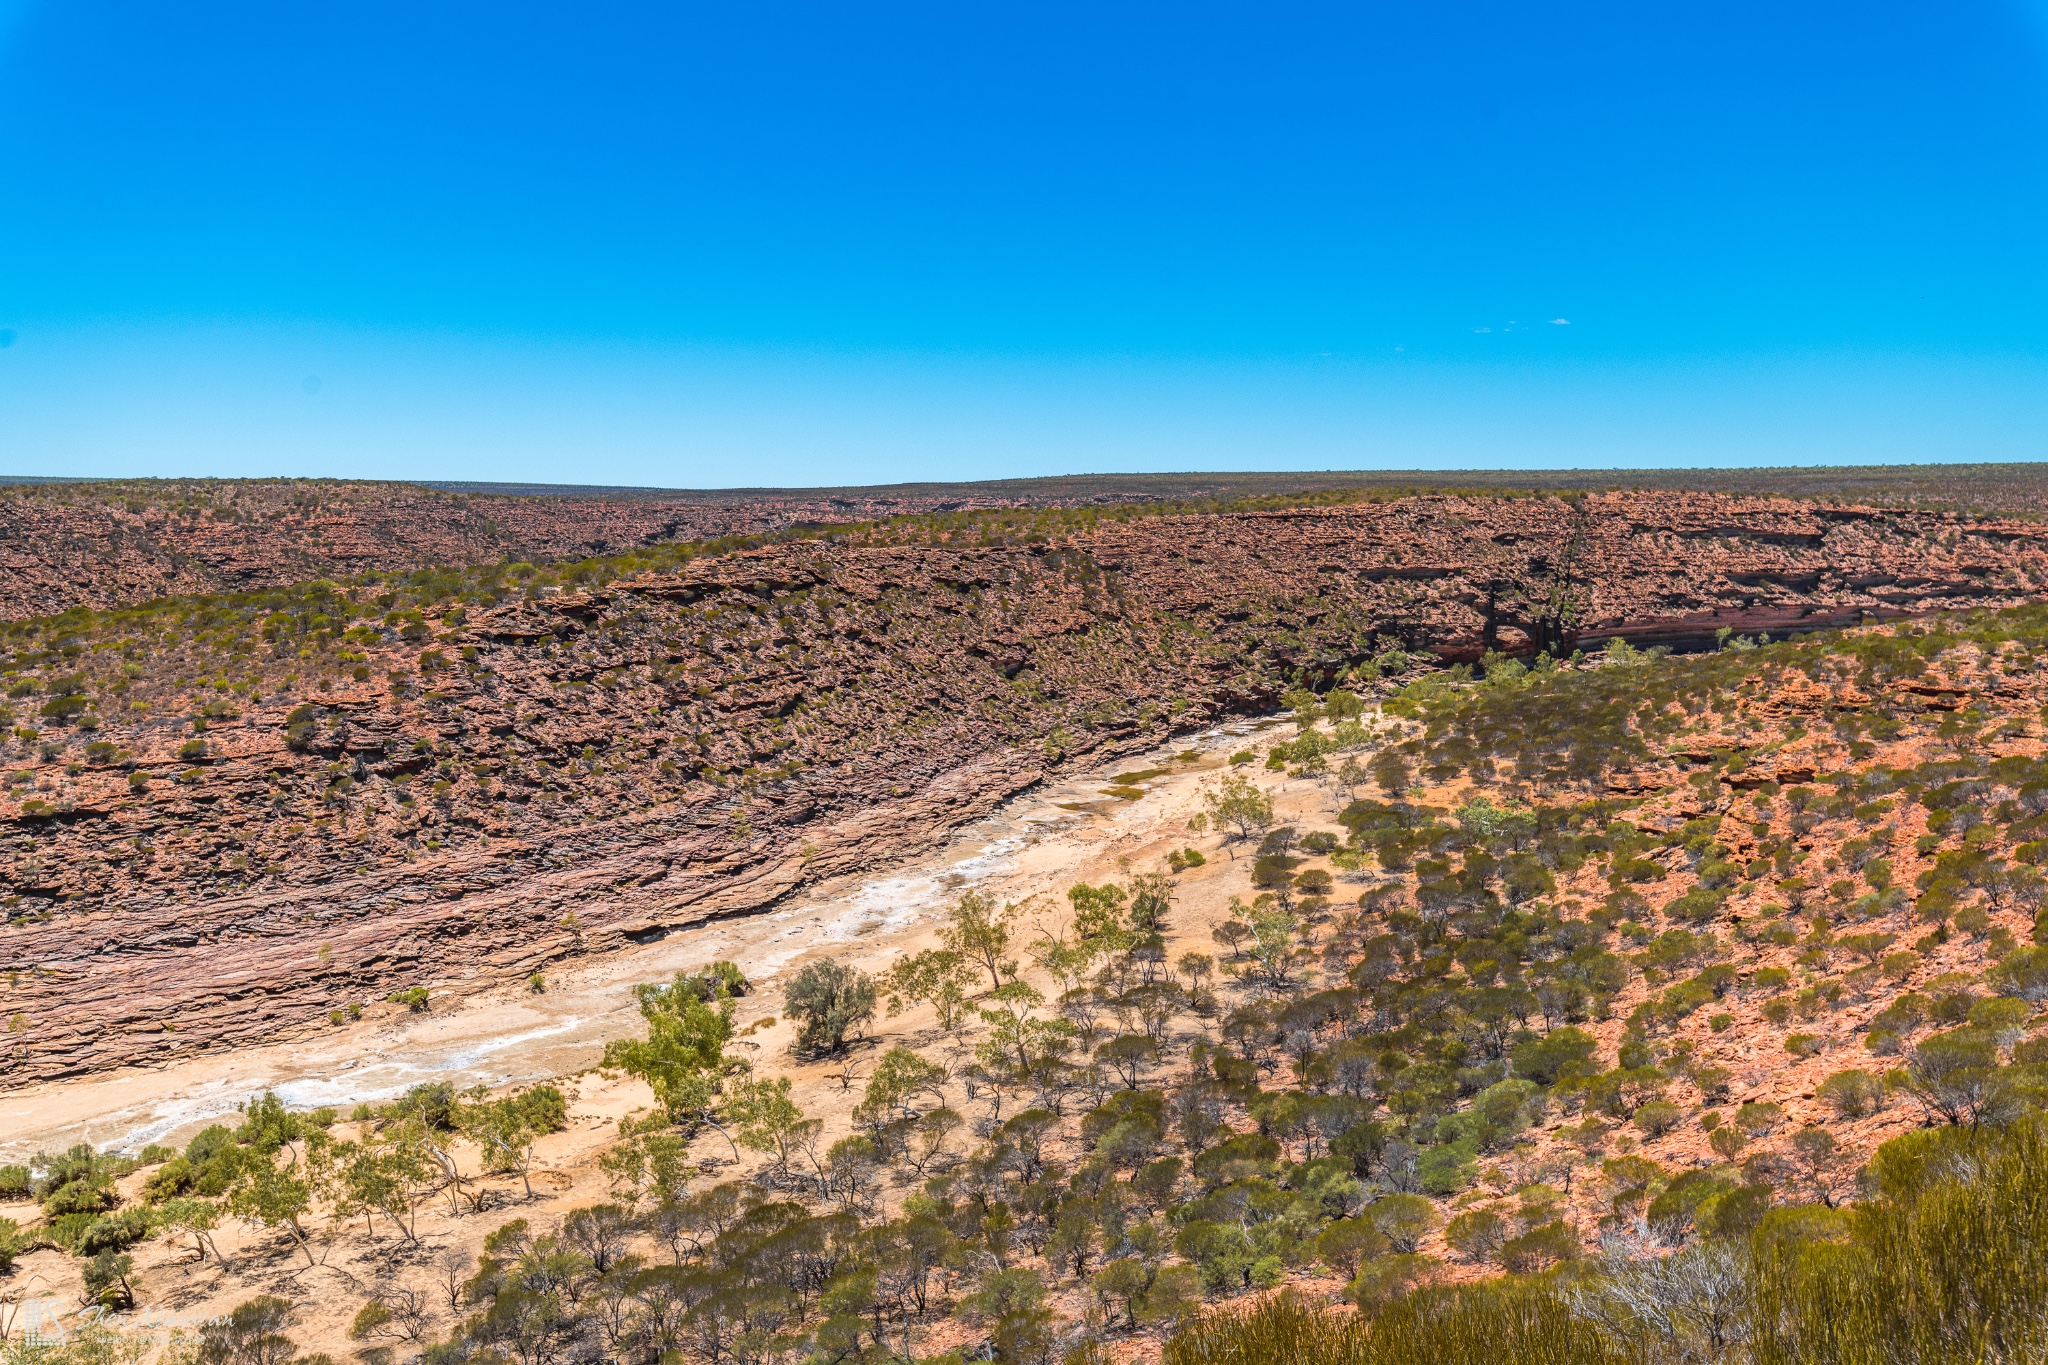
3 2 2047 487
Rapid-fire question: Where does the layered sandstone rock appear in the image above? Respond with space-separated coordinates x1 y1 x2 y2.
0 479 1154 620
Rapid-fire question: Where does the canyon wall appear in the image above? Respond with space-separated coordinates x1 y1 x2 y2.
0 479 1152 621
4 491 2047 1082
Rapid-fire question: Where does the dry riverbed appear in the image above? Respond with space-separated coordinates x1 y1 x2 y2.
4 716 1323 1163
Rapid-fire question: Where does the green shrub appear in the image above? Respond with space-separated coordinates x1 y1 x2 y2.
76 1207 151 1256
45 1211 97 1250
1696 1183 1775 1239
81 1250 135 1309
1735 1101 1786 1136
1612 856 1665 883
1969 996 2031 1045
783 959 878 1057
1370 1193 1441 1251
1816 1069 1886 1118
1252 853 1301 889
1417 1141 1479 1195
349 1301 396 1342
1499 1220 1581 1273
199 1295 298 1365
1632 1101 1683 1138
186 1123 236 1164
1753 966 1792 992
1665 888 1729 924
1312 1217 1387 1277
1697 859 1742 889
1444 1207 1509 1264
512 1084 569 1134
1348 1255 1437 1313
142 1157 195 1203
42 1175 117 1217
1988 944 2048 1002
676 960 750 999
1176 1219 1256 1291
1512 1027 1599 1085
1661 978 1719 1022
391 1082 458 1130
1294 868 1335 898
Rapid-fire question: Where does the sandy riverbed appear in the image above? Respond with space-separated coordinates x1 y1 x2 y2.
4 715 1338 1162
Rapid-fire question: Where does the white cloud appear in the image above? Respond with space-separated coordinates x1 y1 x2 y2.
1550 318 1570 325
1473 327 1491 334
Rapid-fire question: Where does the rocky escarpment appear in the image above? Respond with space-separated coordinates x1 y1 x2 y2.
1080 492 2048 658
4 490 2048 1082
0 478 1171 621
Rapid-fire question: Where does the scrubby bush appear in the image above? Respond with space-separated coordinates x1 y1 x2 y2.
1444 1207 1509 1263
198 1295 298 1365
1370 1193 1440 1253
1312 1217 1387 1277
37 1143 118 1216
1512 1027 1599 1085
1632 1101 1683 1138
76 1207 151 1256
1785 1033 1825 1058
1817 1068 1887 1118
391 1081 459 1130
784 959 878 1056
81 1250 136 1309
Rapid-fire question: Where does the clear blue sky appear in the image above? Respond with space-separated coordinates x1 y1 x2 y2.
3 2 2047 487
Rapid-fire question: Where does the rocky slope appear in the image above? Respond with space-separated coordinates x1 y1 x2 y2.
5 490 2048 1083
12 466 2048 623
0 478 1168 621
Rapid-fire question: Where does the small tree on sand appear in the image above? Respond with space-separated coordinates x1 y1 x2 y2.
940 891 1020 992
1204 775 1274 850
784 960 878 1057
